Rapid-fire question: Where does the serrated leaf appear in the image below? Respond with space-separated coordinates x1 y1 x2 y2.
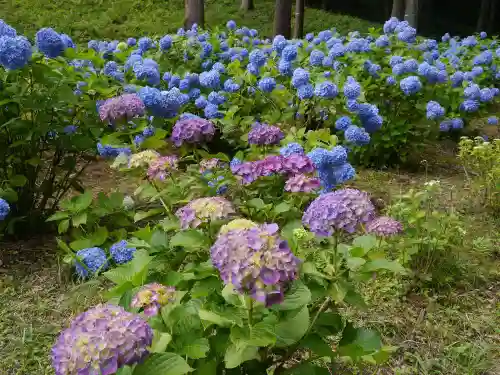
224 341 259 369
46 211 69 222
170 230 209 251
275 306 310 347
274 280 311 311
247 198 265 209
198 309 237 327
72 212 88 227
352 235 378 251
133 353 193 375
346 257 366 270
58 219 70 234
248 319 277 346
273 202 291 214
134 208 163 222
73 191 93 212
178 337 210 359
103 249 152 286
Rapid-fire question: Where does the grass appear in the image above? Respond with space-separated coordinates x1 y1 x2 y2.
0 0 379 42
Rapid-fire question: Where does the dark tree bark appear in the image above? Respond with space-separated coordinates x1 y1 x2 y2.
404 0 418 28
184 0 204 29
274 0 293 38
477 0 491 32
391 0 405 19
488 0 497 32
294 0 305 39
241 0 254 10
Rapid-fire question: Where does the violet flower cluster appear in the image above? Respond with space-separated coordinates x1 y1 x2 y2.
52 304 153 375
99 94 146 124
210 221 300 306
131 283 176 316
147 155 178 181
171 117 215 146
175 197 235 229
302 188 376 235
247 123 285 145
365 216 403 237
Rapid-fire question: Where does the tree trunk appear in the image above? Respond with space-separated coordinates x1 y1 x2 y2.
185 0 204 29
391 0 405 19
274 0 293 38
322 0 329 11
488 0 497 32
294 0 305 39
241 0 254 10
404 0 418 28
477 0 491 32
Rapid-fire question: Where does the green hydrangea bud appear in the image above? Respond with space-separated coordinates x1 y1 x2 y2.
117 42 128 51
293 227 309 240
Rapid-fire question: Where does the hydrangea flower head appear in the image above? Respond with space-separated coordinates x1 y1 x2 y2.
426 101 445 120
52 305 153 375
175 197 235 229
343 76 361 100
487 116 498 125
131 283 176 316
366 216 403 237
211 223 300 306
345 125 370 146
171 118 215 146
36 28 67 58
315 81 338 98
248 123 284 145
285 174 321 193
0 20 16 38
279 142 304 157
303 188 375 235
128 150 160 169
400 76 422 95
147 155 178 181
110 240 136 264
298 83 314 99
292 68 310 88
219 218 259 235
335 116 352 131
99 94 145 124
199 69 221 89
0 198 10 220
258 77 276 92
74 247 109 278
0 35 32 70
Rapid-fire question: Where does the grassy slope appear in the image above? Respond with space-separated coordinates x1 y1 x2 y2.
0 0 379 42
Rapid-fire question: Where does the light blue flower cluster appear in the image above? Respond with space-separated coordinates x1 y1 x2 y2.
307 146 355 192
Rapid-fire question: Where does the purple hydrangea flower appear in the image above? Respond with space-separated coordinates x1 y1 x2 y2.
366 216 403 237
171 118 215 146
175 197 235 229
285 174 321 193
147 155 178 181
131 283 176 316
99 94 145 124
52 305 153 375
248 123 284 145
282 154 315 174
302 188 376 235
210 222 300 306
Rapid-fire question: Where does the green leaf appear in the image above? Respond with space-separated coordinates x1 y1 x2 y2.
247 198 265 209
352 235 378 251
224 341 259 369
300 334 334 357
343 289 368 310
170 230 209 251
103 249 153 286
315 312 343 335
274 280 311 311
178 337 210 359
273 202 291 214
338 323 382 360
193 359 217 375
71 212 88 227
133 353 193 375
9 174 28 187
360 259 405 274
328 281 348 303
275 306 310 347
221 284 242 306
150 230 169 250
151 331 172 353
346 257 366 270
285 363 331 375
198 309 237 328
134 208 163 222
74 191 93 212
58 219 70 234
46 211 69 222
248 318 277 346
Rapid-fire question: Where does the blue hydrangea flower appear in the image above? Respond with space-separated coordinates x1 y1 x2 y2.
179 78 190 91
247 63 260 75
204 103 222 119
0 20 16 38
309 49 325 66
195 95 207 108
188 88 201 99
403 59 418 72
479 88 494 102
426 101 445 120
297 83 314 100
487 116 498 125
110 240 136 265
36 28 65 58
199 70 220 89
272 35 288 54
258 77 276 92
279 142 304 157
460 99 480 113
439 120 452 132
0 198 10 220
133 63 160 85
480 31 487 39
292 68 310 88
227 20 237 30
127 37 136 46
278 59 293 76
451 118 464 129
464 83 481 99
400 76 422 95
345 125 370 145
208 91 226 105
375 35 390 47
249 49 267 67
223 79 240 93
389 55 404 67
335 116 352 131
282 45 298 61
314 81 338 98
343 77 361 100
0 35 32 70
75 247 109 278
386 76 396 85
